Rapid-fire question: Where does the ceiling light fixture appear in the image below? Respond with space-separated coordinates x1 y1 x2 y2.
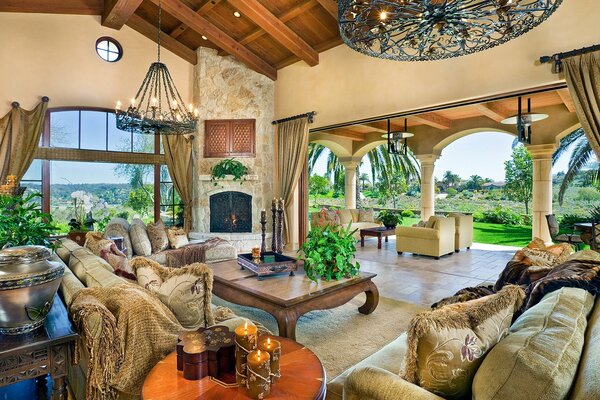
115 0 198 135
501 97 548 144
339 0 563 62
233 11 241 18
202 35 208 40
382 118 414 155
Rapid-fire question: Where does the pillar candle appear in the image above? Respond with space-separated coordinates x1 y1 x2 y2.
258 337 281 383
246 349 271 399
235 322 258 386
261 209 267 223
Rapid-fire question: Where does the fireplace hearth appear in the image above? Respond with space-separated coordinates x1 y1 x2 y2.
210 191 252 233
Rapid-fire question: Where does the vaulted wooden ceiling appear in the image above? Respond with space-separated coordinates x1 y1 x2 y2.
0 0 342 80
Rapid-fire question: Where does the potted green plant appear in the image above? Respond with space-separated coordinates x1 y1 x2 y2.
377 210 403 229
210 158 249 186
298 223 360 283
0 193 58 249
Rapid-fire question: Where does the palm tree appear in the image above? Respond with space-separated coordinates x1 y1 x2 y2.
553 128 600 204
442 170 461 188
359 173 370 190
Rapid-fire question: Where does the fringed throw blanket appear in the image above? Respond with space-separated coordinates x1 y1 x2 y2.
164 237 228 268
70 284 183 400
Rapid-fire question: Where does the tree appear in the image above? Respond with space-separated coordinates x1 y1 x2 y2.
442 170 461 189
504 145 533 214
359 173 370 191
463 175 485 191
309 175 331 207
553 128 600 204
126 185 153 217
375 174 408 208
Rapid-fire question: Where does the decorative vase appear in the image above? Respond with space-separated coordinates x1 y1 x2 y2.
384 223 397 229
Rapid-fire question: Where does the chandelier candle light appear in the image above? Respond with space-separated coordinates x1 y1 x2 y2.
115 0 198 135
339 0 563 62
382 118 414 155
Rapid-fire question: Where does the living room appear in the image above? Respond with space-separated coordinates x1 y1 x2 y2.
0 0 599 399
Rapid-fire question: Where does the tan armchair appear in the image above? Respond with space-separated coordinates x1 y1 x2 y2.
451 213 473 252
395 216 456 259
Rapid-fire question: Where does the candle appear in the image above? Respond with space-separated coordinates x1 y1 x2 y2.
246 349 271 399
272 198 276 209
261 209 267 222
258 336 281 383
251 246 261 260
234 322 258 386
116 100 121 110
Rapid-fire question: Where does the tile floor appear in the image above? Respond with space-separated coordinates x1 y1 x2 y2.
356 237 519 307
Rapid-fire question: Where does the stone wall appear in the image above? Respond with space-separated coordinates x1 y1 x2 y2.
191 47 275 251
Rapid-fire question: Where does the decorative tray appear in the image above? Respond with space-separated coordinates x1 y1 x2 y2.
237 252 299 280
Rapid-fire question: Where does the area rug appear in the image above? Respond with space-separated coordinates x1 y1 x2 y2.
213 294 425 380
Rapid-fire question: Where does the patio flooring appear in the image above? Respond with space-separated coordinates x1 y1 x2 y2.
356 237 518 307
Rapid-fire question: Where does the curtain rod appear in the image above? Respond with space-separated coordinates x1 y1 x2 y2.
540 43 600 73
11 96 50 108
272 111 316 125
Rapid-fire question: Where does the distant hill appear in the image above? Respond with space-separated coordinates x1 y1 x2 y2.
24 183 132 204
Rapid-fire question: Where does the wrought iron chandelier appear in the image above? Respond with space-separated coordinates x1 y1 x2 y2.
382 118 414 155
501 97 548 144
115 0 197 135
338 0 563 62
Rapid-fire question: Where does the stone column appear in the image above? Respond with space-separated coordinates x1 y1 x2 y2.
527 144 556 243
416 154 438 221
340 158 361 210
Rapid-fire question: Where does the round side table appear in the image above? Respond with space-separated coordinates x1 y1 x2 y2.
142 335 326 400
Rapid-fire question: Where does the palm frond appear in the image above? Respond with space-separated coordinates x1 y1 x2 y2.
558 139 594 204
553 128 585 165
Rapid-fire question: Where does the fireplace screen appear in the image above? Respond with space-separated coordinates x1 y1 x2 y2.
209 191 252 233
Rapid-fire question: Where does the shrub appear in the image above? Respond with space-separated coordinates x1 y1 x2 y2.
446 188 458 197
483 207 523 225
401 209 414 218
559 213 591 228
472 211 485 222
461 190 474 199
576 187 600 202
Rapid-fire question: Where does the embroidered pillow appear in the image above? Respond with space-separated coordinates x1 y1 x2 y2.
401 285 525 400
318 209 341 227
129 223 152 256
167 228 189 249
147 220 170 253
105 223 133 258
84 231 107 255
358 209 375 223
130 257 215 330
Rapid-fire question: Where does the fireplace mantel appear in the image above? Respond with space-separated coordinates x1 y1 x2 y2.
198 174 259 181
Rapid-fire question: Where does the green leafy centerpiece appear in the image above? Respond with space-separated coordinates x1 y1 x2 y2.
377 210 403 229
299 224 360 283
0 193 58 249
211 158 249 186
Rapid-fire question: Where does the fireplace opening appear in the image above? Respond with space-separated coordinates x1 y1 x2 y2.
209 191 252 233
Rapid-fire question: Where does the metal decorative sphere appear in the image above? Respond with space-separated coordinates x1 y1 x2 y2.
338 0 564 62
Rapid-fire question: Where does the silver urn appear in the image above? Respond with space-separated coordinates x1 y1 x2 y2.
0 246 65 335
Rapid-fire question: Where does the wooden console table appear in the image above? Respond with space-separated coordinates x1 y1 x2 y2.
0 294 77 400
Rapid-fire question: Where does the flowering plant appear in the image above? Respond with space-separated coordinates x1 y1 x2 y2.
69 191 108 232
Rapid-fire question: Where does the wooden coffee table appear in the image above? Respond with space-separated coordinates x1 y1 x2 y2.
210 260 379 340
141 335 326 400
360 226 396 249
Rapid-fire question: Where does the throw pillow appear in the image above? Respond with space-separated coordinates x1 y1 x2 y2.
83 232 132 280
425 216 438 229
130 257 215 330
129 223 152 256
167 228 189 249
147 220 170 253
358 209 375 223
107 217 130 231
83 231 107 255
338 209 353 225
414 220 428 228
105 223 133 258
318 209 341 227
401 285 525 400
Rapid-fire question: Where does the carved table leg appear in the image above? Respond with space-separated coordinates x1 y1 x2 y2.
360 234 365 247
358 282 380 315
377 235 382 249
274 309 299 340
51 376 67 400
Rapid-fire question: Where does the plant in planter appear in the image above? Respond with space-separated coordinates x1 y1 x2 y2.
210 158 249 186
0 193 58 249
298 223 360 283
377 210 403 229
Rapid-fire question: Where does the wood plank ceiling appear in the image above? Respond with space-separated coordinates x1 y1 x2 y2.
0 0 341 80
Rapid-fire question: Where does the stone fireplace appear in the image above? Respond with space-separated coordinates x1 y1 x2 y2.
209 191 252 233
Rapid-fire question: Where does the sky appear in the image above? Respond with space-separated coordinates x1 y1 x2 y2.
312 131 581 182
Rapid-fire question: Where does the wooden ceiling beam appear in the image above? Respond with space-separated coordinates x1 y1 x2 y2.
315 0 337 19
328 129 365 141
102 0 144 29
127 14 197 64
0 0 103 14
411 112 451 130
472 103 511 123
154 0 277 80
275 35 342 68
557 88 576 112
169 0 223 39
227 0 319 66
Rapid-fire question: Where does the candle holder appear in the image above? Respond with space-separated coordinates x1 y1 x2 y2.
260 213 267 254
234 323 258 386
276 200 284 254
271 202 278 252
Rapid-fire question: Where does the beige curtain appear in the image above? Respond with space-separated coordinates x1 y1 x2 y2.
163 134 194 231
276 117 309 245
0 98 48 183
564 51 600 158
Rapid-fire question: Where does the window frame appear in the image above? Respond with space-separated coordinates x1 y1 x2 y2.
95 37 123 63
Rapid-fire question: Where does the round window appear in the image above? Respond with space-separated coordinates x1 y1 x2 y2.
95 37 123 62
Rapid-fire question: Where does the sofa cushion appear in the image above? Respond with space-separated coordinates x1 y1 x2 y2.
147 220 170 253
328 333 409 400
570 297 600 400
56 238 82 264
425 216 438 229
402 285 525 400
130 218 146 229
108 217 130 231
69 247 114 285
359 209 375 223
131 258 215 330
396 226 440 240
350 209 360 223
129 223 152 256
472 287 595 400
105 223 133 258
167 227 189 249
86 266 129 288
339 209 353 225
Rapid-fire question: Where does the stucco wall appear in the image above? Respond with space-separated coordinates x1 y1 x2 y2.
275 0 598 128
0 13 193 115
